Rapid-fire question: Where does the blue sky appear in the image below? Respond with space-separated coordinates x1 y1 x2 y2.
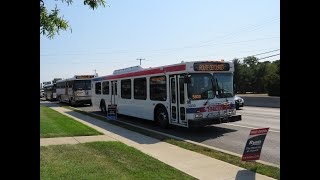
40 0 280 83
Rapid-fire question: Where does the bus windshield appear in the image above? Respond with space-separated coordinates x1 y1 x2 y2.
187 73 215 100
74 80 91 90
213 73 234 98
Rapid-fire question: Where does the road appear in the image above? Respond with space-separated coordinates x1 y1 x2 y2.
42 101 280 165
231 106 280 131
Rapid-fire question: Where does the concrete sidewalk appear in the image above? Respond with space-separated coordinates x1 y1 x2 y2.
40 135 116 146
44 106 276 180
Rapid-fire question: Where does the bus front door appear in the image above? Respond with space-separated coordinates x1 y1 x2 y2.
169 75 188 127
111 81 117 105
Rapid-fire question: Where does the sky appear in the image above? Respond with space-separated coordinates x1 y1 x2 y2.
40 0 280 83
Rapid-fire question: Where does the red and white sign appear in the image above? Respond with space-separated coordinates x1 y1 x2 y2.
242 128 269 161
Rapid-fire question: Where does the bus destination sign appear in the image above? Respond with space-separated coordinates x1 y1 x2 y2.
75 75 95 79
193 62 230 71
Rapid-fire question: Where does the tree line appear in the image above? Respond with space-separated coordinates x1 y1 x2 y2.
233 56 280 96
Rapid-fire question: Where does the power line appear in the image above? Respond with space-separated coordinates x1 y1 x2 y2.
257 54 280 60
41 17 279 57
144 37 280 59
236 49 280 60
248 49 280 57
177 47 280 60
40 36 279 58
183 17 280 48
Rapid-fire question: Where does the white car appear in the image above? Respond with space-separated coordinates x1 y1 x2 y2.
235 96 244 110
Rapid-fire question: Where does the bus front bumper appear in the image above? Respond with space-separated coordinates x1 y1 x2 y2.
188 115 242 128
74 96 92 105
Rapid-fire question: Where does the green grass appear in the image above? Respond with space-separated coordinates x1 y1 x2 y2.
63 106 280 180
40 141 196 180
40 106 102 138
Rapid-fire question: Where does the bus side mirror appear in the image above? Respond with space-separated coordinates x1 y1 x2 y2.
184 75 191 83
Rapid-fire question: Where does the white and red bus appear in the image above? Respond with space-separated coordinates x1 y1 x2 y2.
56 75 94 106
43 83 57 101
91 60 241 128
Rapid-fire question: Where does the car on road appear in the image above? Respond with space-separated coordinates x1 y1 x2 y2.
235 95 244 110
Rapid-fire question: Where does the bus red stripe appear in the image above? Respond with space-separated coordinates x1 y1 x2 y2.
104 64 186 80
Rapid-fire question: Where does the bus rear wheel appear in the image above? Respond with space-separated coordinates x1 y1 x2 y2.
100 102 107 115
156 107 169 129
70 98 77 107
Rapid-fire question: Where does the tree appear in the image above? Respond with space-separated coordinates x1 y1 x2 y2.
254 62 268 93
40 0 106 39
232 58 241 93
265 60 280 96
243 56 258 67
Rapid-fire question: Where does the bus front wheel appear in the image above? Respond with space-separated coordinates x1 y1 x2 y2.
155 107 169 129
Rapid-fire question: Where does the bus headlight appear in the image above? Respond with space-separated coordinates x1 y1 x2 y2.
195 114 203 118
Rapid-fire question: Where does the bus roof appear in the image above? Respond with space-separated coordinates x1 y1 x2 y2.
92 60 233 81
56 75 95 83
43 83 55 88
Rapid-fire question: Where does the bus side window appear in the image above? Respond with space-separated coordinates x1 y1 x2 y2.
134 78 146 100
95 82 101 94
102 81 109 95
150 76 166 101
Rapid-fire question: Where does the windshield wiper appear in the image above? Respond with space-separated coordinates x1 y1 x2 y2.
215 78 222 97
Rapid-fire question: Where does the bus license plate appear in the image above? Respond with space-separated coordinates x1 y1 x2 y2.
207 112 219 118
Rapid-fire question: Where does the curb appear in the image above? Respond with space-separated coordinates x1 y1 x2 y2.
66 106 280 169
245 105 280 108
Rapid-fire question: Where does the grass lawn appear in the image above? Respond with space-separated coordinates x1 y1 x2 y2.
40 141 196 180
40 106 102 138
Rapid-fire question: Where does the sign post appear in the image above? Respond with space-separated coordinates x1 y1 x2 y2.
107 104 117 120
242 128 269 161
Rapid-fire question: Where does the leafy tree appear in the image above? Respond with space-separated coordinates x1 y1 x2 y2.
254 62 268 93
233 56 280 95
232 58 241 93
265 60 280 96
243 56 258 67
40 0 106 39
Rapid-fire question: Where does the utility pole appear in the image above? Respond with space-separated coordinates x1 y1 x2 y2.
136 58 145 66
94 69 98 77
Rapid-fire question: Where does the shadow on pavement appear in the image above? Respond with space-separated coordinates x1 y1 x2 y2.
61 105 238 144
169 125 237 142
63 110 162 145
110 113 238 142
235 170 256 180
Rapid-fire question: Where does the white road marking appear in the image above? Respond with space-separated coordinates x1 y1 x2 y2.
222 123 280 133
